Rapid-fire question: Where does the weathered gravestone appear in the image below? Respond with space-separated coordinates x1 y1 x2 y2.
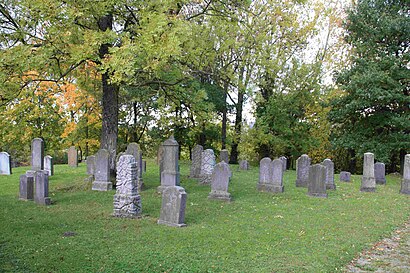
19 173 34 200
158 186 187 227
0 152 12 175
239 160 250 170
400 154 410 195
67 146 78 167
322 159 336 190
92 149 112 191
361 152 376 192
375 162 386 185
125 143 144 190
339 171 351 182
208 161 232 201
43 155 53 176
189 144 203 178
296 154 311 187
307 164 327 198
86 155 96 176
158 144 164 183
219 149 229 163
200 149 216 185
35 171 51 205
113 155 142 218
279 156 287 172
270 159 284 193
157 136 180 193
31 138 44 171
258 157 272 191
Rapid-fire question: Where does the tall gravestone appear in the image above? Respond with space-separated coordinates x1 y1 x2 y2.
271 159 284 193
113 155 142 218
92 149 112 191
322 159 336 190
67 146 78 167
86 155 96 176
374 162 386 185
361 152 376 192
158 145 164 183
307 164 327 198
35 171 51 205
400 154 410 195
19 174 34 200
158 186 187 227
0 152 12 175
190 144 203 178
157 136 180 193
340 171 351 182
199 149 216 185
296 154 311 187
125 143 144 190
279 156 287 172
31 138 44 171
208 161 232 201
219 149 229 163
257 157 272 191
239 160 250 170
44 155 53 176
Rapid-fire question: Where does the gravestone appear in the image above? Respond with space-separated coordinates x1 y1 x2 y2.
257 157 272 192
113 155 142 218
219 149 229 163
157 136 180 193
142 160 146 173
279 156 287 172
125 143 144 190
92 149 112 191
158 145 164 183
0 152 12 175
322 159 336 190
339 171 351 182
400 154 410 195
19 174 34 200
374 162 386 185
86 155 96 176
361 152 376 192
67 146 78 167
35 171 51 205
270 159 284 193
189 144 203 178
307 164 327 198
239 160 249 170
208 161 232 201
43 155 53 176
199 149 216 185
31 138 44 171
158 186 187 227
296 154 311 187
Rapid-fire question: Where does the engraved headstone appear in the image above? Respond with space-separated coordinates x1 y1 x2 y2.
31 138 44 171
208 161 232 201
219 149 229 163
0 152 12 175
190 144 203 178
19 174 34 200
43 155 53 176
257 157 272 191
125 143 144 190
239 160 250 170
400 154 410 195
361 152 376 192
270 159 284 193
158 186 187 227
296 154 311 187
199 149 216 185
322 159 336 190
339 171 351 182
67 146 78 167
35 171 51 205
374 162 386 185
157 136 180 193
307 164 327 198
92 149 112 191
279 156 287 172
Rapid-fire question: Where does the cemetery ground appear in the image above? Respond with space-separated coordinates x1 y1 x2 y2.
1 161 409 272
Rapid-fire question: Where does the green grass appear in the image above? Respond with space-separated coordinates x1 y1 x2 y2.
1 161 409 272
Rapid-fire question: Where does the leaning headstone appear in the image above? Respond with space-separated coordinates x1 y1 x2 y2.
157 136 180 193
43 155 54 176
190 144 203 178
208 162 232 201
219 149 229 163
125 143 144 190
0 152 12 175
307 164 327 198
270 159 285 193
339 171 351 182
296 154 311 187
113 155 142 218
361 152 376 192
322 159 336 190
374 162 386 185
257 157 272 191
279 156 287 172
239 160 250 170
92 149 112 191
199 149 216 185
158 186 187 227
400 154 410 195
31 138 44 171
19 174 34 200
35 171 51 205
67 146 78 167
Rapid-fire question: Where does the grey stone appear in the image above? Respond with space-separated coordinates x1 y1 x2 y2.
67 146 78 167
322 159 336 190
257 157 272 191
271 159 284 193
35 171 51 205
86 155 96 175
279 156 287 172
125 143 144 190
296 154 311 187
142 160 146 173
239 160 250 170
157 136 180 193
208 161 231 201
400 154 410 195
158 186 187 227
361 152 376 192
19 174 34 200
375 162 386 185
92 149 112 191
339 171 351 182
43 155 53 176
113 155 142 218
307 164 328 198
190 144 203 178
31 138 44 171
158 145 164 183
219 149 229 163
199 149 216 185
0 152 12 175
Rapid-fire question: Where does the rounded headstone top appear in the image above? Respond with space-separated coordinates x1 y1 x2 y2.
0 151 10 156
204 149 215 155
364 152 374 156
260 157 271 163
163 136 178 146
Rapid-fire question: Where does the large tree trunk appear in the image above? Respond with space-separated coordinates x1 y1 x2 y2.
348 148 356 174
230 91 243 164
221 81 228 149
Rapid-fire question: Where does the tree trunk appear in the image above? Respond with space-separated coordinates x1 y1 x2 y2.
348 148 356 174
199 123 206 147
221 81 228 149
230 91 243 164
132 102 138 142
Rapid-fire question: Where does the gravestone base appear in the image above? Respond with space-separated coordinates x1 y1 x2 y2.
35 197 51 205
19 175 34 201
199 174 212 185
257 184 284 193
157 185 170 194
399 179 409 195
113 194 142 218
157 219 187 228
92 181 112 191
307 192 328 198
295 179 308 187
208 190 232 201
360 186 376 192
376 179 386 185
326 184 336 190
360 177 376 192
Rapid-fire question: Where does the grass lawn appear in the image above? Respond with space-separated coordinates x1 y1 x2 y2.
1 160 409 272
